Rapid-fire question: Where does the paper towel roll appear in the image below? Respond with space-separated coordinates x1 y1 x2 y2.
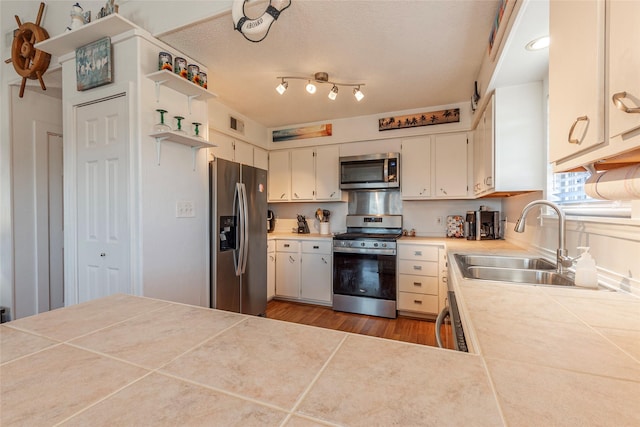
584 164 640 200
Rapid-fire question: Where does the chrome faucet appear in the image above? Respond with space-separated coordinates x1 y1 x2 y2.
514 200 572 274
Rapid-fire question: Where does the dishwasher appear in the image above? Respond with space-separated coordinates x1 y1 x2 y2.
435 291 468 352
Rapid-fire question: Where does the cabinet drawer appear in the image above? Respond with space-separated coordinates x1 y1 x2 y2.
398 260 438 276
301 240 332 254
276 240 300 253
397 292 439 314
398 245 439 261
398 274 438 295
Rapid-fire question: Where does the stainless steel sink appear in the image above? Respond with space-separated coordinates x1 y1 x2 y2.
463 266 575 286
455 254 556 270
454 253 577 287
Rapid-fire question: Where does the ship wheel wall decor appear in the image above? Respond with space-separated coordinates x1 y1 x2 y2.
4 2 51 98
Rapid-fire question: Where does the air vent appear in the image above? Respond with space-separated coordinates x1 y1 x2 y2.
230 116 245 134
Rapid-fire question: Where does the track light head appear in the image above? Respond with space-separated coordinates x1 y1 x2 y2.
276 79 288 95
353 86 364 101
328 85 338 100
305 80 317 94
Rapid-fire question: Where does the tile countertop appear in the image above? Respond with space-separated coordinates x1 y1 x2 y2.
2 243 639 425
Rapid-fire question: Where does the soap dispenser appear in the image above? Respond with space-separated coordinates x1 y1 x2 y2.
574 247 598 288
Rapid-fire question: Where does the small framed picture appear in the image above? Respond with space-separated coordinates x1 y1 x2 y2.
76 37 112 91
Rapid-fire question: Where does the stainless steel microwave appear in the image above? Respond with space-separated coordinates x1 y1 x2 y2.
339 153 400 190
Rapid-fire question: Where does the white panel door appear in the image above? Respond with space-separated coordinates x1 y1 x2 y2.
434 133 468 198
315 145 341 200
290 148 315 200
76 95 130 302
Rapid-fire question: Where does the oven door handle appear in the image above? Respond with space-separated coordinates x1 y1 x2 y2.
435 306 450 349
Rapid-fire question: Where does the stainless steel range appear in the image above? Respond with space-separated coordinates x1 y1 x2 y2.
332 214 402 318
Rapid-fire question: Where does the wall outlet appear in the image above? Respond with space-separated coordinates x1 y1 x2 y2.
176 201 195 218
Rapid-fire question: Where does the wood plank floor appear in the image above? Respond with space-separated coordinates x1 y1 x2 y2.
265 299 454 349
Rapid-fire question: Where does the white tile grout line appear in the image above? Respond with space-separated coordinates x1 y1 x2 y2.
278 333 350 427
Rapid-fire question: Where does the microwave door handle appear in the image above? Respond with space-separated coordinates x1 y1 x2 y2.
435 306 450 348
383 158 389 183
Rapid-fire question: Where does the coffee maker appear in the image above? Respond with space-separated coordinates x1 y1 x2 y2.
465 209 500 240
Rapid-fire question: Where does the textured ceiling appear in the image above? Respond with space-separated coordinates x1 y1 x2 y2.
159 0 501 128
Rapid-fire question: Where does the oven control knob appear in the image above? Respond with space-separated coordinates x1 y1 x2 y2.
382 243 387 248
374 243 379 247
360 242 365 247
347 242 352 247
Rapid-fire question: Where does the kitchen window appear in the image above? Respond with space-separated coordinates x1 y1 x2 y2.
547 168 632 218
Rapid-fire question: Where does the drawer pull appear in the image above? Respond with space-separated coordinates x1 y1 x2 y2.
313 245 319 249
413 300 423 304
415 251 422 256
284 244 290 247
413 282 422 287
413 265 422 271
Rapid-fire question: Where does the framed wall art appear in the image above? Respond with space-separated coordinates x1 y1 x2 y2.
273 123 332 142
76 37 112 91
378 108 460 131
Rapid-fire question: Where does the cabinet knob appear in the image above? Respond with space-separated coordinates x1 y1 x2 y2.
284 244 290 247
330 192 335 197
100 252 106 257
322 257 328 264
413 300 423 304
294 193 299 198
313 245 319 249
612 91 640 114
289 256 295 263
413 265 422 270
413 282 422 287
440 188 448 195
415 251 422 256
280 193 286 199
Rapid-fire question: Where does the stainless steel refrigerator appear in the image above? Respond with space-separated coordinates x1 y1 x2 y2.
210 158 267 316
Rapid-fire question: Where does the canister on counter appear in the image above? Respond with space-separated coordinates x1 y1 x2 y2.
174 57 187 78
187 64 200 83
158 52 172 71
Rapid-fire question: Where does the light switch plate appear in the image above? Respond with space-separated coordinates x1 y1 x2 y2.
176 201 195 218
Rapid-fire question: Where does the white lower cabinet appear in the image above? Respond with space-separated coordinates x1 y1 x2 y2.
396 243 445 316
274 239 332 305
275 240 300 298
267 240 276 300
300 241 332 303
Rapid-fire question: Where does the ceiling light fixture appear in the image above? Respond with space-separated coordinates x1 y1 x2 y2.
275 79 288 95
306 80 317 94
276 72 365 101
328 85 339 100
525 35 550 51
353 86 364 102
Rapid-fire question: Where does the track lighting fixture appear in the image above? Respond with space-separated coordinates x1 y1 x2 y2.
276 72 365 101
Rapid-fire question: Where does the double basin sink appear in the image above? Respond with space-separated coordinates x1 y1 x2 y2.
454 254 576 287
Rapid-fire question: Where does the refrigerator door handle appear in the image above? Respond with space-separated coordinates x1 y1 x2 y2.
239 182 249 274
234 182 244 276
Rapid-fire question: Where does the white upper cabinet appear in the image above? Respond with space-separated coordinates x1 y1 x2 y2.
401 133 468 200
234 140 254 166
608 0 640 140
401 136 431 198
254 147 269 170
550 0 640 171
268 150 290 202
549 0 605 164
268 146 341 202
314 145 341 201
434 133 468 198
473 83 544 197
291 148 315 201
